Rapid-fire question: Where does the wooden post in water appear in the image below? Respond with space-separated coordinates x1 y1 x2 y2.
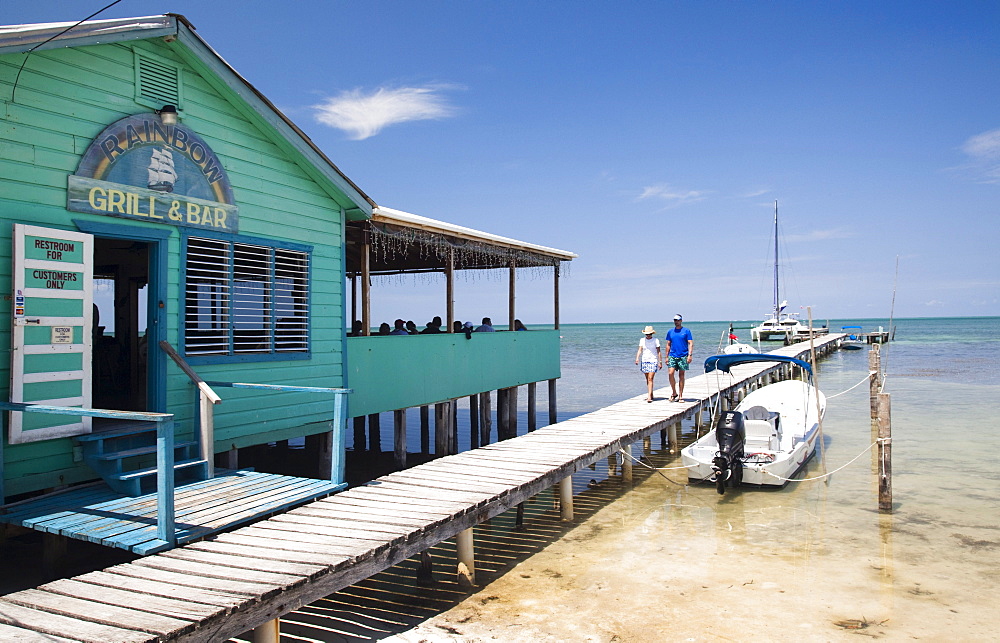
353 416 365 452
251 619 279 643
479 392 492 446
559 476 574 521
508 385 518 437
668 421 678 453
548 379 558 426
469 394 480 449
393 409 406 469
419 406 430 454
528 382 537 431
434 402 450 455
368 413 381 453
457 527 476 588
622 443 633 484
869 345 881 419
496 389 509 440
877 393 893 513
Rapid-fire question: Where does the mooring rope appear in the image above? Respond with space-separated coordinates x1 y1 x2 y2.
761 438 888 482
619 448 697 471
620 437 889 484
826 371 877 399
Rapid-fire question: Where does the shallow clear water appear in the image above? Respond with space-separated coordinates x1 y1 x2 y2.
353 316 1000 639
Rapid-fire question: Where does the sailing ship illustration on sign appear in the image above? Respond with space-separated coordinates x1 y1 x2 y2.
146 147 177 192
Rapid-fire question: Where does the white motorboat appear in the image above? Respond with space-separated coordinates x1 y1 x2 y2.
681 354 826 495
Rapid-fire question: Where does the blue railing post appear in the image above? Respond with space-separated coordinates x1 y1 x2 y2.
332 391 346 484
156 416 176 545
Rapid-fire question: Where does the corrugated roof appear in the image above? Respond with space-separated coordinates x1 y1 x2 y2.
373 207 577 262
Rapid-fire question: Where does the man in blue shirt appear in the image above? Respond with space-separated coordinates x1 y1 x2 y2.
666 314 694 402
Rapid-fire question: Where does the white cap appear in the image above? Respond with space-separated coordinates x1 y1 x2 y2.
673 314 682 321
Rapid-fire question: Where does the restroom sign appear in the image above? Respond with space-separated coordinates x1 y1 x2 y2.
51 326 73 344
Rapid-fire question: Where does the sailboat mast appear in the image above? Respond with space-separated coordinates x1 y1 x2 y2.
773 200 779 316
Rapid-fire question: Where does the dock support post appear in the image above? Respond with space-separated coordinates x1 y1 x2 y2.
251 619 279 643
353 416 365 452
368 413 381 453
457 527 476 588
559 476 574 521
869 345 881 419
434 402 453 455
508 386 518 437
668 421 678 454
307 431 333 479
469 395 480 449
420 406 430 454
479 392 492 446
496 389 508 440
878 393 893 513
548 378 558 426
394 409 407 469
622 443 633 484
528 382 537 431
42 533 67 579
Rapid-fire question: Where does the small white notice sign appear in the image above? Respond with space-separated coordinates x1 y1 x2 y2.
51 326 73 344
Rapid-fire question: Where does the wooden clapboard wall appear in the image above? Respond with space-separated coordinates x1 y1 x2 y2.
0 22 365 498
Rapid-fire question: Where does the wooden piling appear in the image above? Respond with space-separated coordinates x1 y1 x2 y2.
668 421 678 453
496 388 509 440
869 345 881 419
393 409 407 469
508 386 519 437
528 382 537 431
479 391 492 446
877 392 893 513
419 405 430 454
457 527 476 587
622 444 633 483
469 395 480 449
353 416 365 452
434 402 452 455
559 476 574 521
367 413 381 453
548 378 558 425
251 619 279 643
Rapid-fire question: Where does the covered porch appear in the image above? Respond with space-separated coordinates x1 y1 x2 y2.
345 207 576 466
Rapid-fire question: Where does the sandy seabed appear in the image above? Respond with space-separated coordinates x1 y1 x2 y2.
358 453 997 643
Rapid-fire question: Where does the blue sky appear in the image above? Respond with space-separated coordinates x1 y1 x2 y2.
9 1 1000 324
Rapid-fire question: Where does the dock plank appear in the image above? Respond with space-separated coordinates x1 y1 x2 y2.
0 599 153 643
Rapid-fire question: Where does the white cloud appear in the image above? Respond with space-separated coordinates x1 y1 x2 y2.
636 184 707 207
312 85 458 140
958 128 1000 183
784 228 855 243
924 299 944 307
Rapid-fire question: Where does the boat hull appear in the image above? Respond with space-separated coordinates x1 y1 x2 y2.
681 379 825 489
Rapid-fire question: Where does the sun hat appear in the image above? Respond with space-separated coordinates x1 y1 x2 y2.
673 314 683 321
642 326 656 335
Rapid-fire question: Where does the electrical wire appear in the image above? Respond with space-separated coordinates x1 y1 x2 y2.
10 0 125 102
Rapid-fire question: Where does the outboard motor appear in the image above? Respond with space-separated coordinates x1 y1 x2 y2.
712 411 745 495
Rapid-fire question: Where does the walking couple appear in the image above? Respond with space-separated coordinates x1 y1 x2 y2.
634 314 694 403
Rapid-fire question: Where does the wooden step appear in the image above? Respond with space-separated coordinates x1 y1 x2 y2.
92 441 198 461
111 458 209 483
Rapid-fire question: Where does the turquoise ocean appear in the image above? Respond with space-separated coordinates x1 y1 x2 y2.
347 317 999 636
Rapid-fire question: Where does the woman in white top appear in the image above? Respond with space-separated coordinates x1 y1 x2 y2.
634 325 662 402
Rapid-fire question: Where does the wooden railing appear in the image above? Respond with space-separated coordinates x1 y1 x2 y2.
0 402 178 546
204 381 352 483
159 341 222 477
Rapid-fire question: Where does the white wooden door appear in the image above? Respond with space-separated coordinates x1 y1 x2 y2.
9 224 93 444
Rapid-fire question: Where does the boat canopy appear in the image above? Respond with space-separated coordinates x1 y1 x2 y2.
704 353 813 376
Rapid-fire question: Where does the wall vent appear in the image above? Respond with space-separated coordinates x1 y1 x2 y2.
135 51 182 110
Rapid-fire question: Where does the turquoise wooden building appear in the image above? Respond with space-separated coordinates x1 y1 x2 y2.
0 14 574 555
0 14 373 552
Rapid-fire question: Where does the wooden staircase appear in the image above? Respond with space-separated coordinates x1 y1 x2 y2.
75 423 209 496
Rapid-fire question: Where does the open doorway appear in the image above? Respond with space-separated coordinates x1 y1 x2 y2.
92 238 149 411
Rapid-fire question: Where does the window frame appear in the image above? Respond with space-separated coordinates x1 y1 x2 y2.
180 230 313 365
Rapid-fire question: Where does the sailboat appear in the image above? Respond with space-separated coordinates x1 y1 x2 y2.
750 201 809 342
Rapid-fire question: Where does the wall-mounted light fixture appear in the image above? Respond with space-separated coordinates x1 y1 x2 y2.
156 104 178 126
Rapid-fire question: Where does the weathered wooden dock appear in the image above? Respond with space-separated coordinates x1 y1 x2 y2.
0 335 845 642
